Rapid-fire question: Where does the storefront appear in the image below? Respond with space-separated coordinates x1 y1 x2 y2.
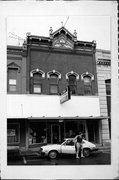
28 118 101 145
7 94 104 149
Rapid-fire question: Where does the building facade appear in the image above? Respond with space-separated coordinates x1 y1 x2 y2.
7 26 110 151
96 49 111 145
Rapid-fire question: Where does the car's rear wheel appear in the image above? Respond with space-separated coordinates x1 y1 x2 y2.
83 148 90 157
48 150 58 159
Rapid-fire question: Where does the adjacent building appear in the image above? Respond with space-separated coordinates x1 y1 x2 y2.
7 26 110 152
96 49 111 144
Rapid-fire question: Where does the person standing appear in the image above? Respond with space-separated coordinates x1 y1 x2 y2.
74 132 84 159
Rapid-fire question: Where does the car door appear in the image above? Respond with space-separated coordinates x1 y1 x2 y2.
61 140 75 154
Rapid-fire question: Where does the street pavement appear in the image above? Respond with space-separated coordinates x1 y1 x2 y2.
8 149 111 165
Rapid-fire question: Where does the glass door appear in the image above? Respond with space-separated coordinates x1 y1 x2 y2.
51 125 60 144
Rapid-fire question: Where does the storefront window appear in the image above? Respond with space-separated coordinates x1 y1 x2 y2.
7 123 20 144
28 120 86 145
29 122 47 145
65 120 85 138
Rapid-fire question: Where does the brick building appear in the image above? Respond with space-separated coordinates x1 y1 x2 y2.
7 26 110 151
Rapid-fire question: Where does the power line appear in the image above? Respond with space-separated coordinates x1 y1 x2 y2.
9 32 25 40
8 32 25 46
64 16 69 27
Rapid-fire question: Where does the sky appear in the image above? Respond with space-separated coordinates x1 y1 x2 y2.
7 15 110 50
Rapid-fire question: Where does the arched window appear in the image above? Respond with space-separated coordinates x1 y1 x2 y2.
81 72 94 95
49 74 59 94
33 72 42 93
66 71 79 95
47 70 61 94
7 62 20 92
83 76 92 95
68 74 77 95
30 69 45 94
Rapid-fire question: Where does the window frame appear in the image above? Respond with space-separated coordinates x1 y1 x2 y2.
81 72 94 95
83 76 92 95
30 69 45 94
7 67 18 92
47 70 61 95
66 71 79 95
7 123 20 145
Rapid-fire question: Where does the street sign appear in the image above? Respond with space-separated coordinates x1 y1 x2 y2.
60 86 71 104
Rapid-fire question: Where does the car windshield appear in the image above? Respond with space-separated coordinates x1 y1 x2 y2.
61 139 74 146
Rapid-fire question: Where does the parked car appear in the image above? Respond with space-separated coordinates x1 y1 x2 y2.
40 138 98 159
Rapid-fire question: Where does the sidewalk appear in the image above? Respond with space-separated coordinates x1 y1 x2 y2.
96 144 111 153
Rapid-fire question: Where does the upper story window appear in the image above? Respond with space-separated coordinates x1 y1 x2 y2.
81 72 94 95
105 79 111 96
47 70 61 94
7 62 20 93
33 73 42 93
83 76 92 95
68 75 77 94
30 69 45 94
105 79 111 116
8 68 17 92
66 71 79 95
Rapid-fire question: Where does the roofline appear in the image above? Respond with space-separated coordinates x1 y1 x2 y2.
52 26 74 38
7 45 22 50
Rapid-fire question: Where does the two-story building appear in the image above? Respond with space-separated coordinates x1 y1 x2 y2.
7 26 110 152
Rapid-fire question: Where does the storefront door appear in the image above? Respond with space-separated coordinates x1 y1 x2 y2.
51 125 60 144
87 120 99 143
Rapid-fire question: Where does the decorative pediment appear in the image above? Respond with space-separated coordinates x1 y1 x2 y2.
7 62 21 72
52 27 74 39
53 35 73 49
49 26 76 49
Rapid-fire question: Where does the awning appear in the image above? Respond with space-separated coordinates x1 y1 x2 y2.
7 94 101 118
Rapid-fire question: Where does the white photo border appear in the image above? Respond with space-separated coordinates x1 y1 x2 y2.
0 1 118 179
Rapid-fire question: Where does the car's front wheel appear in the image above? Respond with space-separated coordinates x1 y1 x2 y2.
48 150 58 159
83 148 90 157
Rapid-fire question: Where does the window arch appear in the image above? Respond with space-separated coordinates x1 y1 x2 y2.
30 69 45 78
30 69 45 94
81 72 94 95
47 70 61 94
66 71 79 80
66 71 79 95
47 70 61 79
81 72 94 81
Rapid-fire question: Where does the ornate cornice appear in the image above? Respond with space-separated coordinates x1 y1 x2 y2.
97 59 111 66
7 46 23 56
